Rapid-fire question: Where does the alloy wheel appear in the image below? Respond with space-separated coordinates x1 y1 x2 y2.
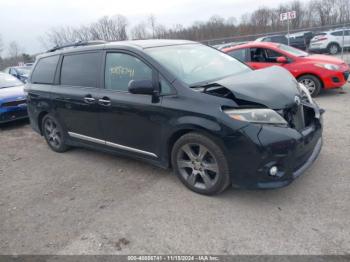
44 118 62 149
177 143 219 190
329 45 339 55
300 79 316 95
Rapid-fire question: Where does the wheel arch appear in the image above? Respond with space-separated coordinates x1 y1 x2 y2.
165 124 225 168
327 42 341 49
38 111 49 135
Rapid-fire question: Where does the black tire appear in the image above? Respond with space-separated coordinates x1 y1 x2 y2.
298 74 322 97
328 43 340 55
171 132 231 195
42 114 69 153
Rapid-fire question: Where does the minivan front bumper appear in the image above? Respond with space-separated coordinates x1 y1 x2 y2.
225 107 323 189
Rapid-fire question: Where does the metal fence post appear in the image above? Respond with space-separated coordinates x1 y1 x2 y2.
341 24 345 59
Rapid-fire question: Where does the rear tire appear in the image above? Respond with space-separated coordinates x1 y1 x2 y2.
171 132 231 195
328 43 340 55
298 74 322 97
42 114 69 153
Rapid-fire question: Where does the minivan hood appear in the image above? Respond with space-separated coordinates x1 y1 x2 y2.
215 66 300 109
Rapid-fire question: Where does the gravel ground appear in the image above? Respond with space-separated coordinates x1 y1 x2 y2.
0 84 349 255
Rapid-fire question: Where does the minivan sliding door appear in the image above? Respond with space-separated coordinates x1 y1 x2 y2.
52 51 104 142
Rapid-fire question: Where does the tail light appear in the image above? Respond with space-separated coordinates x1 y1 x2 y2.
313 37 328 42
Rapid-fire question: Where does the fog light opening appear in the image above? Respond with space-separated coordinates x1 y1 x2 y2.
269 166 279 177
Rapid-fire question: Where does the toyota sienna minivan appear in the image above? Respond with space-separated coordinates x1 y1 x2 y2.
26 40 323 195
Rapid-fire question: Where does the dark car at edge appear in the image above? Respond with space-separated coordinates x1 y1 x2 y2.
0 72 28 124
25 40 323 195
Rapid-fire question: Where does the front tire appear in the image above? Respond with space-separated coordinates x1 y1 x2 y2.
42 114 69 153
298 74 322 97
171 132 231 195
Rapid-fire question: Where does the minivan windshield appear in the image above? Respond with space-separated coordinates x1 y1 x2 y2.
146 44 250 86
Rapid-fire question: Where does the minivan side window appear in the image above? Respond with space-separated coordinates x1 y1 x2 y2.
60 52 100 88
31 55 59 84
105 53 152 92
160 77 175 95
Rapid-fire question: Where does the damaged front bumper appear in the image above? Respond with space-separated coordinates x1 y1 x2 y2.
225 100 323 189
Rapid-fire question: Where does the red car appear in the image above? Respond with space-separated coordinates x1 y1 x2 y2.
223 42 349 96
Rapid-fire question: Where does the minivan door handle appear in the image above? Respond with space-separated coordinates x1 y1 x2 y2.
98 97 111 107
83 95 96 104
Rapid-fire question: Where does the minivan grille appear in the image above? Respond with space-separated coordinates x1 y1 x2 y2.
283 104 315 132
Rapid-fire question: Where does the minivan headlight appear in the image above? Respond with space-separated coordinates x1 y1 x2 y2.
224 108 287 124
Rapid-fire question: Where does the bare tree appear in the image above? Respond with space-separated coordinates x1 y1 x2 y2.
148 14 157 38
131 23 150 39
90 15 128 41
8 41 21 58
42 15 128 48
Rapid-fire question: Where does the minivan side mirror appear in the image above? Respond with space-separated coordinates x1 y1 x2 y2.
128 80 155 95
276 56 288 63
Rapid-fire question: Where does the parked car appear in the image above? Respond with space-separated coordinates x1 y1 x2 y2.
0 73 28 123
309 28 350 54
3 66 32 83
26 40 323 195
213 41 247 50
255 35 288 45
287 31 314 50
223 42 350 96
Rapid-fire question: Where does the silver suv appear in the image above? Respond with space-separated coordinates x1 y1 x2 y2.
309 29 350 55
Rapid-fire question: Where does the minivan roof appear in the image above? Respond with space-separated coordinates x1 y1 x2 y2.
38 39 196 59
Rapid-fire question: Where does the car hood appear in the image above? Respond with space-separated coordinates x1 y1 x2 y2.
0 85 26 100
215 66 300 109
304 54 346 65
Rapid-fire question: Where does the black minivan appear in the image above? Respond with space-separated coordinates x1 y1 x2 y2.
26 40 323 195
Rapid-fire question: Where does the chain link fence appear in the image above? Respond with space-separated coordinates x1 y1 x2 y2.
202 23 350 64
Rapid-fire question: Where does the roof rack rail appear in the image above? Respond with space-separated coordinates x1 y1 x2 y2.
47 40 107 53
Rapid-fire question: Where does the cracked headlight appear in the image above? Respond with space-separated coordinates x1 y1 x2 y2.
224 108 287 125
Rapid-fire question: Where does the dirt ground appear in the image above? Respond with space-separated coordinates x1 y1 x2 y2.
0 84 349 255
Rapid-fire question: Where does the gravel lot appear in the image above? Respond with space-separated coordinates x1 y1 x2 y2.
0 84 349 255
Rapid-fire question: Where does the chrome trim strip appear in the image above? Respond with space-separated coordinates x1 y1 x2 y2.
106 141 157 158
68 132 157 158
68 132 105 145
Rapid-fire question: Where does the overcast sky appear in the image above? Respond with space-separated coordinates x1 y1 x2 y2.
1 0 292 55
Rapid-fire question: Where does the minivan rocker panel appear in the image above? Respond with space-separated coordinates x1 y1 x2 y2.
26 40 323 195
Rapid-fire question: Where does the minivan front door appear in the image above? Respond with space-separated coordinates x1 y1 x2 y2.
53 52 104 141
98 52 163 159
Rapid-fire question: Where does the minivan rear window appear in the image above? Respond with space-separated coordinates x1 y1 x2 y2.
60 53 100 88
31 55 59 84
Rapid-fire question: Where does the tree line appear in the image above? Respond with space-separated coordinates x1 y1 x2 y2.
40 0 350 47
0 37 33 70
